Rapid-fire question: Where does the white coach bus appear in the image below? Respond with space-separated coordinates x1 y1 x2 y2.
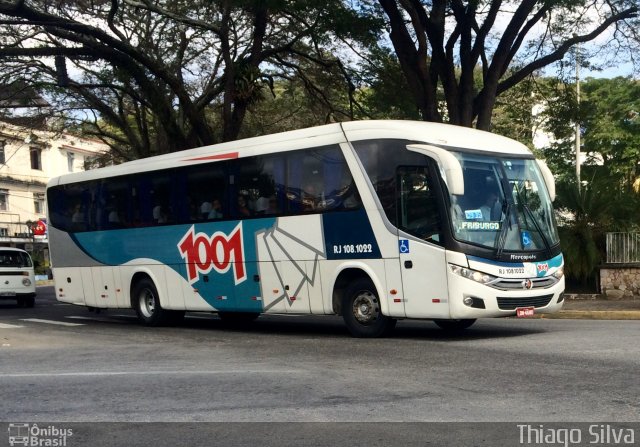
46 120 564 337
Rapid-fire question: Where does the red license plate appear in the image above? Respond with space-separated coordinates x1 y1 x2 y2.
516 307 535 318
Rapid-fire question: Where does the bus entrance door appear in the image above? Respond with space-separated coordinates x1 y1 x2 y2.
399 240 449 318
396 165 450 319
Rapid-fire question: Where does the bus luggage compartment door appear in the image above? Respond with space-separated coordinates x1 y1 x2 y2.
55 267 86 305
279 261 312 314
90 267 118 308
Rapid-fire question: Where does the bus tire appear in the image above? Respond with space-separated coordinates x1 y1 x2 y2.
132 277 171 326
342 278 396 338
433 319 476 331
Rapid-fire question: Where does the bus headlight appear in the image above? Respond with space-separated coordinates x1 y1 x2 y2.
449 264 496 285
553 266 564 279
22 278 32 286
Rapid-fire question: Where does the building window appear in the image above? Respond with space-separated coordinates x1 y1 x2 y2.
0 140 5 164
0 189 8 211
34 193 45 215
0 228 7 237
67 152 75 172
30 147 42 170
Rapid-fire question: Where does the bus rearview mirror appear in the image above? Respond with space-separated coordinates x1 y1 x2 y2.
535 159 556 202
406 144 464 196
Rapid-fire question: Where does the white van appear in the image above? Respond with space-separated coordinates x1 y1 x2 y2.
0 248 36 307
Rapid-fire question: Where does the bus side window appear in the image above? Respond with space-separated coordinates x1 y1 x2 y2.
285 145 356 213
234 154 285 217
48 182 97 232
186 163 227 222
397 166 443 244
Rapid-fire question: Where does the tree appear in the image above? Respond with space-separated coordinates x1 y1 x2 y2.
537 77 640 286
0 0 378 159
356 48 421 120
357 0 639 130
239 65 360 138
541 77 640 187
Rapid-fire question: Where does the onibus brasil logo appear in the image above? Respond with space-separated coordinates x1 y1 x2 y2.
178 223 247 285
8 423 73 446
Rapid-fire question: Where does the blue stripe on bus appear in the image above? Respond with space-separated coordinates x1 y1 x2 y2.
466 256 525 268
468 253 563 278
322 209 381 260
73 218 277 311
69 208 382 311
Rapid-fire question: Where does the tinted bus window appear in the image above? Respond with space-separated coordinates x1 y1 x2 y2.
353 139 428 226
48 181 97 232
286 145 359 213
48 144 361 233
187 164 227 221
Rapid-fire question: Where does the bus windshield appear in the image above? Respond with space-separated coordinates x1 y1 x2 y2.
450 152 560 252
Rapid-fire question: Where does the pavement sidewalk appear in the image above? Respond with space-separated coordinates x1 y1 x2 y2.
541 294 640 320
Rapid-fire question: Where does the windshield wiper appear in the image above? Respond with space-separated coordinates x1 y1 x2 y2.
495 199 512 260
522 203 552 257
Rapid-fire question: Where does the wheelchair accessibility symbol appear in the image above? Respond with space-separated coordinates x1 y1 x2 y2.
399 239 410 254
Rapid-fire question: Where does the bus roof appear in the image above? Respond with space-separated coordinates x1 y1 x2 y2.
48 120 532 187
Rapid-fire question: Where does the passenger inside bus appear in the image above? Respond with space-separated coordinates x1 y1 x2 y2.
199 199 212 219
207 198 223 219
152 203 169 224
237 194 251 217
480 191 500 221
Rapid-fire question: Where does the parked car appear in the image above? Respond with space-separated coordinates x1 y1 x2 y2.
0 248 36 307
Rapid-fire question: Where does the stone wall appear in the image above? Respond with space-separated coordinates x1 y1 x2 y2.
600 265 640 299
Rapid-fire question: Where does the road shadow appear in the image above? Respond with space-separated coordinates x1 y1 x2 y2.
8 301 550 341
161 313 549 341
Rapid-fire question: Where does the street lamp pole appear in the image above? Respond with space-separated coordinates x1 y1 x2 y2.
575 43 581 191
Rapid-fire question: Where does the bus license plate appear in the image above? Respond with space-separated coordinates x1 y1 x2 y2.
516 307 535 318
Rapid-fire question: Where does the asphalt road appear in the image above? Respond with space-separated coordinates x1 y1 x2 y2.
1 286 639 445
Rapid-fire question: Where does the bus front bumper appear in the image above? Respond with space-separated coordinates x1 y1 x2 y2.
447 273 565 319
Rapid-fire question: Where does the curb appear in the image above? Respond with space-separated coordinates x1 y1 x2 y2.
36 280 55 287
535 310 640 320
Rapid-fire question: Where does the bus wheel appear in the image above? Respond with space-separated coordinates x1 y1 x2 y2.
434 319 476 331
132 278 171 326
342 278 396 338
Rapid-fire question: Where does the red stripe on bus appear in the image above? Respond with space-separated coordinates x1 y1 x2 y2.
183 152 239 161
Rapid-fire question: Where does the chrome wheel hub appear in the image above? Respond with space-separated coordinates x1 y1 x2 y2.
352 291 379 324
140 289 156 318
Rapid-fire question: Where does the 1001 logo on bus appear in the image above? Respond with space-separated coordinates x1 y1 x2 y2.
178 223 246 284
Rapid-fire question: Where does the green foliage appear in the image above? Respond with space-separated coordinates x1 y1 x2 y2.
491 77 538 147
558 221 600 284
541 77 640 186
555 180 606 284
579 77 640 180
356 48 421 120
554 175 640 285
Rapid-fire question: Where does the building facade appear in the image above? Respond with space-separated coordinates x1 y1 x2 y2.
0 121 108 271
